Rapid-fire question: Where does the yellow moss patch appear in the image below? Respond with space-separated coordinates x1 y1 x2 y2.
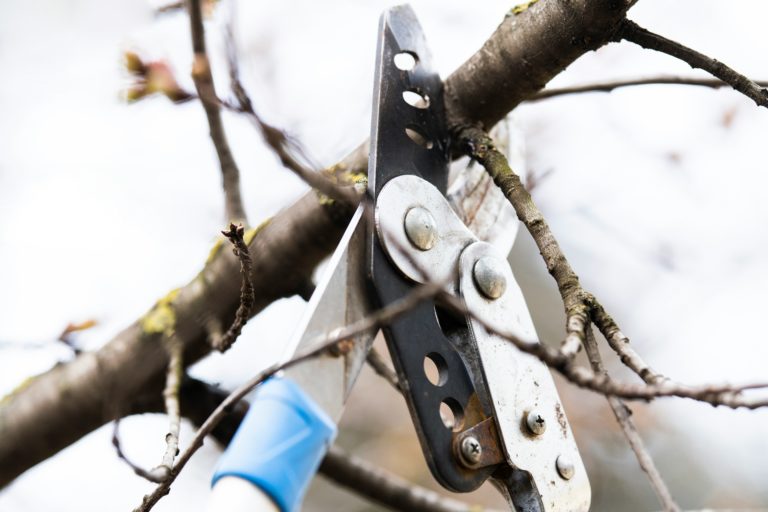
510 0 539 15
141 288 181 336
1 376 36 406
205 237 224 266
244 217 272 245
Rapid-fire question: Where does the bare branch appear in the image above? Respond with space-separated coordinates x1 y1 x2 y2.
444 0 634 127
592 303 666 385
320 445 503 512
583 327 679 512
211 224 255 352
529 76 768 101
187 0 247 223
223 23 359 205
454 125 768 408
111 419 166 483
620 19 768 108
151 335 184 481
366 346 403 394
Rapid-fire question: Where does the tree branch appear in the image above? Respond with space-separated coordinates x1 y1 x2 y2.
187 0 248 223
224 23 359 205
444 0 634 128
583 327 679 512
529 76 768 101
211 223 254 352
620 19 768 108
320 445 502 512
153 335 184 480
366 346 403 394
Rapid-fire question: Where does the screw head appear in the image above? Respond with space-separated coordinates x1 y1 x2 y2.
404 207 438 251
556 454 575 480
459 436 482 466
473 256 508 299
526 409 546 436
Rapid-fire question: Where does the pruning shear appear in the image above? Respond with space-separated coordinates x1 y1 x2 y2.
208 5 590 511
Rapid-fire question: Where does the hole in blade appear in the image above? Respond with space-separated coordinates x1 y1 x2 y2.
424 352 448 386
393 51 417 71
405 125 433 149
440 398 464 431
434 304 469 339
402 89 430 109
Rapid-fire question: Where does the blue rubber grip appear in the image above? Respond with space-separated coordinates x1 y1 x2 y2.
212 376 337 512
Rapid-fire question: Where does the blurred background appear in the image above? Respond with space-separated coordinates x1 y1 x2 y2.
1 0 767 510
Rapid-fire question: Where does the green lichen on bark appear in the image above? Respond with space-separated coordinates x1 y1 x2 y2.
141 288 181 336
0 376 36 407
509 0 539 16
243 217 271 246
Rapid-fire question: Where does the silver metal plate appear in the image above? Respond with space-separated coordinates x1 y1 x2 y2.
375 174 475 287
458 241 591 512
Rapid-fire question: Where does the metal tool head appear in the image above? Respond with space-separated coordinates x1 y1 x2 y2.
367 5 591 511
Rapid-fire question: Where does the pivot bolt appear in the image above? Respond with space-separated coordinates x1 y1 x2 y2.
473 256 507 299
556 454 575 480
404 207 438 251
459 436 482 467
526 409 546 436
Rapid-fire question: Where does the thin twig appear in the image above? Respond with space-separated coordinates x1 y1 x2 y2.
592 303 666 385
112 419 166 483
456 125 597 362
621 20 768 108
454 126 768 407
151 335 184 482
366 347 403 394
134 280 444 512
187 0 248 223
528 76 768 101
211 224 255 352
583 326 679 512
223 20 359 205
320 445 503 512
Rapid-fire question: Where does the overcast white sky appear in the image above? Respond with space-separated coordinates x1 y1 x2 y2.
1 0 768 510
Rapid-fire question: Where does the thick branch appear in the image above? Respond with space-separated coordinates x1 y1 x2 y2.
444 0 633 128
0 193 349 487
621 20 768 108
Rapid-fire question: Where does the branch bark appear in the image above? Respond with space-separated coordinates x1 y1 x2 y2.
529 76 768 101
187 0 248 223
583 327 679 512
0 0 638 487
620 20 768 108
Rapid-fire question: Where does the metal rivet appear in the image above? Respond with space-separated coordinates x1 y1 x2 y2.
473 256 508 299
526 409 546 436
459 436 482 467
556 454 575 480
404 207 437 251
